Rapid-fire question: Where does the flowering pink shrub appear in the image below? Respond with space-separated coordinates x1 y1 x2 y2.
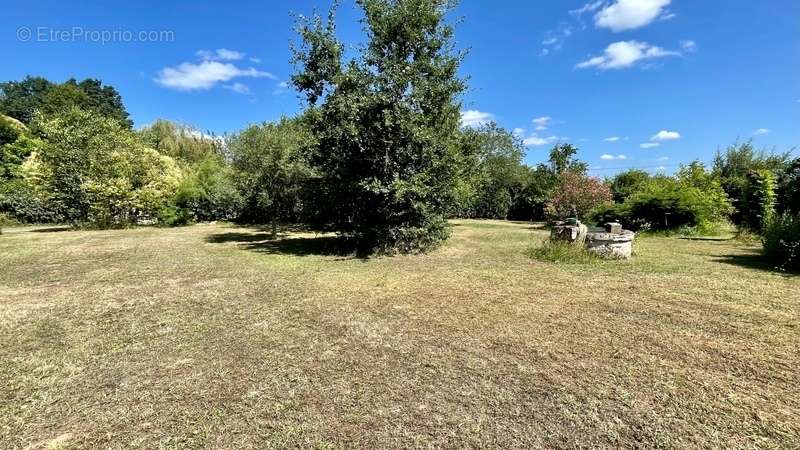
546 171 613 220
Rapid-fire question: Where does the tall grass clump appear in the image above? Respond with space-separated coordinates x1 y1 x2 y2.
528 239 601 264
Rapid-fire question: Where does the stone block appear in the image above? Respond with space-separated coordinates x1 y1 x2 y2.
604 222 622 234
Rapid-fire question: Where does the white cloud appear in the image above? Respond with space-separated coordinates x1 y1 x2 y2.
184 129 221 142
223 82 251 95
519 117 562 145
460 110 494 128
657 156 669 161
532 116 552 130
752 128 770 136
617 154 627 159
594 0 672 32
249 57 262 64
570 1 605 18
156 60 275 91
523 134 561 146
660 12 677 21
680 40 697 52
600 153 627 160
196 48 245 61
272 81 291 96
603 136 621 142
576 40 680 70
540 23 574 55
651 130 681 141
640 142 660 149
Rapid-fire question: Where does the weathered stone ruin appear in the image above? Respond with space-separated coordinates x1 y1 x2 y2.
550 220 635 259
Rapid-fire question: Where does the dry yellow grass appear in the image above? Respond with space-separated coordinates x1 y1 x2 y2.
1 220 798 448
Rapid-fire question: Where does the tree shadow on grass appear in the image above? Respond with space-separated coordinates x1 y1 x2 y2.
712 249 798 276
205 230 366 260
28 226 73 233
680 236 733 242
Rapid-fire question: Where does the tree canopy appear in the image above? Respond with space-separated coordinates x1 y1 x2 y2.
0 76 131 127
292 0 466 253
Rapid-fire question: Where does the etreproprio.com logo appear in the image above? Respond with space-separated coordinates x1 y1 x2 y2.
17 26 174 44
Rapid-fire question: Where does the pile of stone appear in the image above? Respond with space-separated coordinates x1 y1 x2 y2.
550 219 635 259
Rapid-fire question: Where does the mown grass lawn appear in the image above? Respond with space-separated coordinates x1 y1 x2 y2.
1 220 798 448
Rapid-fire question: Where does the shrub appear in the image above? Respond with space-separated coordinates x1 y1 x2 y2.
83 147 181 228
762 213 800 271
171 157 242 223
157 203 192 227
546 171 612 220
596 165 732 232
0 178 56 223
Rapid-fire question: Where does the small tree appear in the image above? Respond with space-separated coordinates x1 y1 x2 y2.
547 171 612 220
742 169 777 231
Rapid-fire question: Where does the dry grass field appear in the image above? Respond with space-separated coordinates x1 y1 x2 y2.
1 220 798 448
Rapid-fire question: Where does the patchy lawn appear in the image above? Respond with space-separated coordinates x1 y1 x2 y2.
1 220 798 448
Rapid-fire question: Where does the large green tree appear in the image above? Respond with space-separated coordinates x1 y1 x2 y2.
0 76 52 124
455 123 528 219
292 0 466 253
0 76 131 127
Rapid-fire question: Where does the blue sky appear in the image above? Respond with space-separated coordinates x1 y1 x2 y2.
3 0 798 174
